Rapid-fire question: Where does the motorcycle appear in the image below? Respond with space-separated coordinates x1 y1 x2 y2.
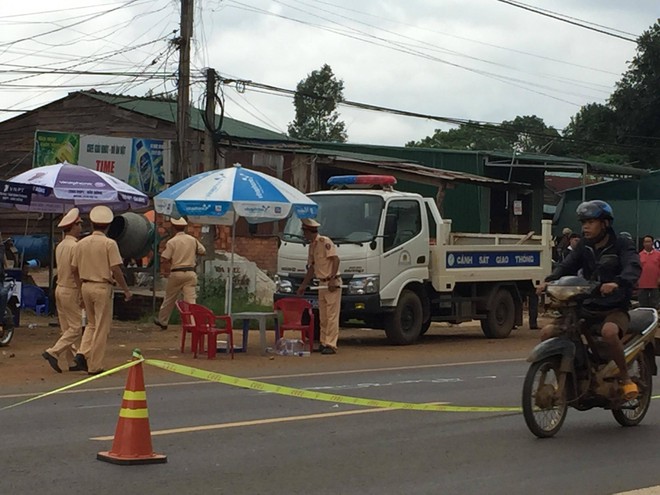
0 278 18 347
523 276 658 438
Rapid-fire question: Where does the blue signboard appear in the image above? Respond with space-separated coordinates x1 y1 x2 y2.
446 251 540 269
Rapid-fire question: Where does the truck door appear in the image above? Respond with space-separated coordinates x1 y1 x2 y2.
380 199 429 301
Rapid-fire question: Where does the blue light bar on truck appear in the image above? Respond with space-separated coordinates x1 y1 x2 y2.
327 175 397 187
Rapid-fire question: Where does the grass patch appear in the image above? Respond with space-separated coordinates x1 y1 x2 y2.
144 275 275 329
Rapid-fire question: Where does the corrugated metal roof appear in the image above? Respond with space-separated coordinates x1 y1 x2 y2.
224 141 528 189
319 156 529 189
82 91 289 141
484 150 648 178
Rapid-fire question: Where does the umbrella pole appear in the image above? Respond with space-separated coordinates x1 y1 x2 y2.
226 215 237 316
48 213 55 312
152 215 157 315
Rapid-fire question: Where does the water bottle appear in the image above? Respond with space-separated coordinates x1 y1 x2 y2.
274 338 310 357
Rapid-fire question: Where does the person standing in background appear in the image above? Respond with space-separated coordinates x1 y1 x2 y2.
72 206 132 375
638 235 660 309
154 217 205 330
42 208 85 373
296 218 342 354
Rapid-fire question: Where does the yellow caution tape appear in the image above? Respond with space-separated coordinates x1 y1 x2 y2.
145 359 522 413
0 359 143 411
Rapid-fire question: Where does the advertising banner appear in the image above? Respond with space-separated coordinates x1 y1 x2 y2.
33 131 80 166
78 135 133 182
33 130 170 196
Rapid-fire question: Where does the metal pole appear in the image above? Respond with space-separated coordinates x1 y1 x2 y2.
636 180 640 244
581 165 587 201
225 214 237 316
152 215 157 315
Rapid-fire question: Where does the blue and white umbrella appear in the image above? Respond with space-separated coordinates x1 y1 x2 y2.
154 163 317 225
154 163 318 314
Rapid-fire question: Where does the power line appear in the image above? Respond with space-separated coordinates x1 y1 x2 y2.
0 0 144 51
218 76 658 153
226 1 593 106
495 0 637 43
302 0 621 76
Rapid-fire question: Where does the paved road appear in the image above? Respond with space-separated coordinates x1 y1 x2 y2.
2 357 660 495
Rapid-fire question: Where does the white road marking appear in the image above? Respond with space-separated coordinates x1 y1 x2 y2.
614 486 660 494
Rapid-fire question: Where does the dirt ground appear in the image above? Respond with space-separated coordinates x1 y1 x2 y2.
0 311 546 394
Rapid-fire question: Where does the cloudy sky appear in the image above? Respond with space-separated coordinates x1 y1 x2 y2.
0 0 657 145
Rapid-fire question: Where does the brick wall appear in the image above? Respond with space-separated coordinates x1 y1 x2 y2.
159 220 278 275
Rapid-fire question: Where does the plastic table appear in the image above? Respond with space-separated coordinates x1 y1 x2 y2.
231 311 280 355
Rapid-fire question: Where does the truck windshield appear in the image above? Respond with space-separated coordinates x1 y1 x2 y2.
283 194 384 244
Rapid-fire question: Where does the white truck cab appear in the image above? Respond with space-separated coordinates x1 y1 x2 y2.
275 175 552 344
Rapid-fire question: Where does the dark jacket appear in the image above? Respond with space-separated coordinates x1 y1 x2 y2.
545 230 641 310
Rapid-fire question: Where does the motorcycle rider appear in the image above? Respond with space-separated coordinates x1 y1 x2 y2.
537 200 641 399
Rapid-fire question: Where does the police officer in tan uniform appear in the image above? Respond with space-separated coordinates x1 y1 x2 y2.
154 216 206 330
296 218 341 354
42 208 84 373
72 206 132 375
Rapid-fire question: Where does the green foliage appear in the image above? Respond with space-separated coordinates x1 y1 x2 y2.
407 21 660 168
407 115 562 154
608 21 660 168
166 275 274 328
288 64 348 142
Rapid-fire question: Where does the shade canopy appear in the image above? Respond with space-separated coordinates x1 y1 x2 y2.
5 162 148 213
154 163 317 225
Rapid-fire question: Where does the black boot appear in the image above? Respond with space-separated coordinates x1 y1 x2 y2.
69 353 88 372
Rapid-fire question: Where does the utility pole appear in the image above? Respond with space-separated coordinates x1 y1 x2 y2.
200 68 218 265
174 0 194 184
203 68 217 172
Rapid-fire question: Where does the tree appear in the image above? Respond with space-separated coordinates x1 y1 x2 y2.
288 64 347 142
407 115 562 153
608 21 660 168
562 103 626 163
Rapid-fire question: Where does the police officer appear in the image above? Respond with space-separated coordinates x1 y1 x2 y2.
72 205 132 375
154 216 205 330
296 218 341 354
42 208 84 373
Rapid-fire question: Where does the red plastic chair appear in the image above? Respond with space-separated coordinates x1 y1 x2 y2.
175 300 196 353
274 298 315 353
188 304 234 359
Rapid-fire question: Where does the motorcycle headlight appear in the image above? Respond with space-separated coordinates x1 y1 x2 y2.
347 275 379 295
275 275 294 294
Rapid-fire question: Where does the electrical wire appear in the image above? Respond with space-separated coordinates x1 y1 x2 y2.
218 76 658 153
495 0 637 42
302 0 622 76
226 1 597 105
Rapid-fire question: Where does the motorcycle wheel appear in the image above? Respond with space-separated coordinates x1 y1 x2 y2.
0 308 15 347
612 352 652 427
522 356 568 438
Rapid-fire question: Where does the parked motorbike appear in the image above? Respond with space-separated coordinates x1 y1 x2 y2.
0 278 17 347
523 276 658 438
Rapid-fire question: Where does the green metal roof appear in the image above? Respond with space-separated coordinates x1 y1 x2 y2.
484 150 648 178
81 91 289 141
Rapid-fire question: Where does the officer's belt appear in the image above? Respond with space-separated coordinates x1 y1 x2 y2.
171 267 195 273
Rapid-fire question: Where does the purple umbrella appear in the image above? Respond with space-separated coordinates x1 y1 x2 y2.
5 162 148 213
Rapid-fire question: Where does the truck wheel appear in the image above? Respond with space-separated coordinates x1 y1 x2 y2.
420 318 432 335
481 288 515 339
385 290 423 345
